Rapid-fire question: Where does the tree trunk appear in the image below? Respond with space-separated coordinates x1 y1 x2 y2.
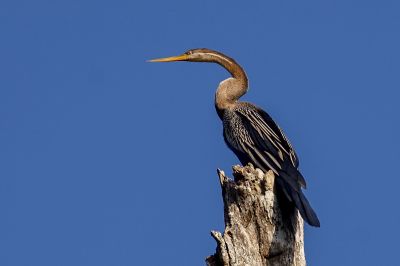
206 164 306 266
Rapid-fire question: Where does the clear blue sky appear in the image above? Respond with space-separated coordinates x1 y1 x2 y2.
1 0 399 265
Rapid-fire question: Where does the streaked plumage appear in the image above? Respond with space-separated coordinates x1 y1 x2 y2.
222 102 319 226
149 48 320 227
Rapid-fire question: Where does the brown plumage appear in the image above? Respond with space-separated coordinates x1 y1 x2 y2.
149 48 320 227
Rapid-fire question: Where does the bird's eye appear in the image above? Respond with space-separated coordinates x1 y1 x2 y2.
186 51 192 55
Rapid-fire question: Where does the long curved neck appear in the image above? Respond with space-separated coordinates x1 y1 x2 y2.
209 53 248 116
210 52 248 89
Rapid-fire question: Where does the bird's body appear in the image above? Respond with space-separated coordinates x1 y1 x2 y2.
149 48 320 227
221 102 319 226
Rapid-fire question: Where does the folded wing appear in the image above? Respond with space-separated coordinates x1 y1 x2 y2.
223 103 320 227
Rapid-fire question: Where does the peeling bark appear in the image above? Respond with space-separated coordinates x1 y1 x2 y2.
206 164 305 266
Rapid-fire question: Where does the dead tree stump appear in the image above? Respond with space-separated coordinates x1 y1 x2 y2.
206 164 305 266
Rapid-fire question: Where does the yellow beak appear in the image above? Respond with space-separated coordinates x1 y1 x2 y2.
147 54 189 62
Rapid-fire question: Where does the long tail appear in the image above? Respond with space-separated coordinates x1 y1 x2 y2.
276 178 320 227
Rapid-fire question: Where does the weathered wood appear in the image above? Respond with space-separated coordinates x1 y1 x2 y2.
206 164 305 266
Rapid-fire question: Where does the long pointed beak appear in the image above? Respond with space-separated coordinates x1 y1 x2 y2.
147 54 189 63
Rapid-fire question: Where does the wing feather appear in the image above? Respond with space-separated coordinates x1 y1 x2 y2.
222 104 319 226
235 104 306 189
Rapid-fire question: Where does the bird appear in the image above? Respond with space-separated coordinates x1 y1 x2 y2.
148 48 320 227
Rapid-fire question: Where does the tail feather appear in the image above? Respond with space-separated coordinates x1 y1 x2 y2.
298 191 320 227
277 177 320 227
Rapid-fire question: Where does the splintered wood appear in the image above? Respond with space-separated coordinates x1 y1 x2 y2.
206 164 305 266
